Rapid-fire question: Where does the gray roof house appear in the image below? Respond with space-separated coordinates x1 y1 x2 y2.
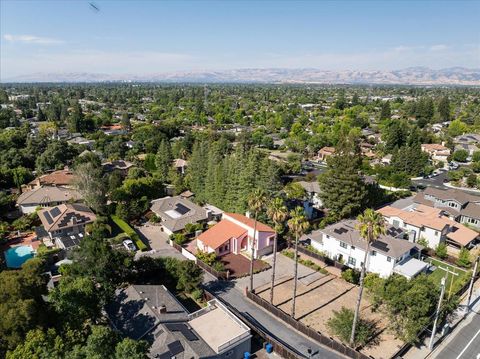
150 196 208 235
106 285 251 359
16 185 82 214
302 219 425 278
414 187 480 228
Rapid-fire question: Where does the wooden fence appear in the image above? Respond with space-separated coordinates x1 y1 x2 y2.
246 291 374 359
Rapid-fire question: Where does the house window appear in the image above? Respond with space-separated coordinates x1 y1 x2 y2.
435 231 439 236
387 256 391 262
348 257 356 266
225 350 234 357
340 242 348 249
371 250 377 256
393 219 400 228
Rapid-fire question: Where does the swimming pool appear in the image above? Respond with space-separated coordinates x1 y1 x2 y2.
4 245 35 268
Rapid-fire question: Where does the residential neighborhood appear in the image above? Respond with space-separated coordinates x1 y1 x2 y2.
1 1 479 359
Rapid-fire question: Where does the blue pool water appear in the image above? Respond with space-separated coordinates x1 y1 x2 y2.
4 245 34 268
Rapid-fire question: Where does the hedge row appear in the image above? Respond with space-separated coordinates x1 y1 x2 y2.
111 215 148 251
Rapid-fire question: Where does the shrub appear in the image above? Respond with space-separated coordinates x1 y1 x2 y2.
452 149 469 163
196 251 218 266
435 243 448 259
341 269 360 284
417 237 429 249
327 307 376 347
212 261 225 272
456 247 472 268
111 215 147 251
191 289 203 301
171 233 189 246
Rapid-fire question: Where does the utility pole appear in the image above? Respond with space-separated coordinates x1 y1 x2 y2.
467 256 479 309
429 276 446 350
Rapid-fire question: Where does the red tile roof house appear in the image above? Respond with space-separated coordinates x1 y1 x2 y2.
196 213 275 259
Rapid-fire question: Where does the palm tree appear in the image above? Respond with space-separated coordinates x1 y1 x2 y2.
267 198 288 304
247 189 267 293
350 208 386 347
288 206 309 318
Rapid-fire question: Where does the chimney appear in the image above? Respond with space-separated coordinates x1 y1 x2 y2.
71 215 77 226
158 305 167 314
245 211 251 218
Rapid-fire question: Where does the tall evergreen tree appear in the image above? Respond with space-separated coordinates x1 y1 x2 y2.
379 101 391 121
318 135 367 220
437 96 451 122
155 139 172 182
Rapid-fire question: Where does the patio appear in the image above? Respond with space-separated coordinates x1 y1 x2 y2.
220 253 270 278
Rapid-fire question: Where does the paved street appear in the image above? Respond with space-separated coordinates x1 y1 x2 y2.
434 311 480 359
204 275 345 359
412 170 480 196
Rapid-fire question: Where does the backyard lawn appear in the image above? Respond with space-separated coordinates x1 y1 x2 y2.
426 257 468 293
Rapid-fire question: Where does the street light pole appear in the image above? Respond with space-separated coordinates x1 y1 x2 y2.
467 256 479 309
429 276 446 351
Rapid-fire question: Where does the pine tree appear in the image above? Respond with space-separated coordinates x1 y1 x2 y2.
437 96 451 122
379 101 391 121
318 135 367 220
155 139 172 182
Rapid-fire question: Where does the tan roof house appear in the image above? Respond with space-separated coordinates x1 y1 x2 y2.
421 144 451 163
17 185 82 214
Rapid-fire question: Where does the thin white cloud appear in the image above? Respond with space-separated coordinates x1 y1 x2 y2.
430 44 448 51
3 34 64 45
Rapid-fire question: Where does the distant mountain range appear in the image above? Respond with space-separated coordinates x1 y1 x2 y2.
4 67 480 85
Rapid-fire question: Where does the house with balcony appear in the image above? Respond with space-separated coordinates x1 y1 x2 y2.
414 187 480 229
378 204 478 249
302 219 425 278
196 212 275 259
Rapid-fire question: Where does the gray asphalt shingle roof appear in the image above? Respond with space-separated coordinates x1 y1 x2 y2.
150 196 207 233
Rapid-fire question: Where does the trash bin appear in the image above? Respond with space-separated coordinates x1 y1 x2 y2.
244 352 251 359
265 343 273 354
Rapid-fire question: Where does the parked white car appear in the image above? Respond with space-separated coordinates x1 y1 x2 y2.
123 239 136 251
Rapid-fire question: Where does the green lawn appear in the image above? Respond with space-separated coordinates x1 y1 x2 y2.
426 258 467 292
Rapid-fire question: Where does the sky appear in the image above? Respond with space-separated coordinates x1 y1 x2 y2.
1 0 479 79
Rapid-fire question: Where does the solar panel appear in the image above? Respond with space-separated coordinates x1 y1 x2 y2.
165 323 198 341
43 212 53 225
372 241 389 251
167 341 184 356
50 207 61 217
175 203 191 215
333 227 347 235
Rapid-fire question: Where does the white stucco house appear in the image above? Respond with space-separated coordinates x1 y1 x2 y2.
302 219 425 278
378 204 479 249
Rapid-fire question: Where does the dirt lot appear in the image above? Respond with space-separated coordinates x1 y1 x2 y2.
254 269 404 359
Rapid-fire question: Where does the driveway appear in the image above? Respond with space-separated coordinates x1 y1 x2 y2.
134 224 185 260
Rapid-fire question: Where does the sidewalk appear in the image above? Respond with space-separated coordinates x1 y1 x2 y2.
403 280 480 359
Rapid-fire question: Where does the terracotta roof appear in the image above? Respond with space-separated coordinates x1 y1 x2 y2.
224 212 275 232
318 147 335 154
421 143 449 151
197 219 247 250
378 205 448 231
28 169 75 187
378 204 478 246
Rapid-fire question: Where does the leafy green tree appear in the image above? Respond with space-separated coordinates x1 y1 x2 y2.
74 162 106 213
67 102 84 133
49 276 103 330
114 338 149 359
467 173 477 188
456 247 471 268
435 243 448 259
0 258 48 355
35 140 77 174
6 328 65 359
327 307 376 347
452 149 469 162
176 260 203 293
448 119 468 137
319 135 367 220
